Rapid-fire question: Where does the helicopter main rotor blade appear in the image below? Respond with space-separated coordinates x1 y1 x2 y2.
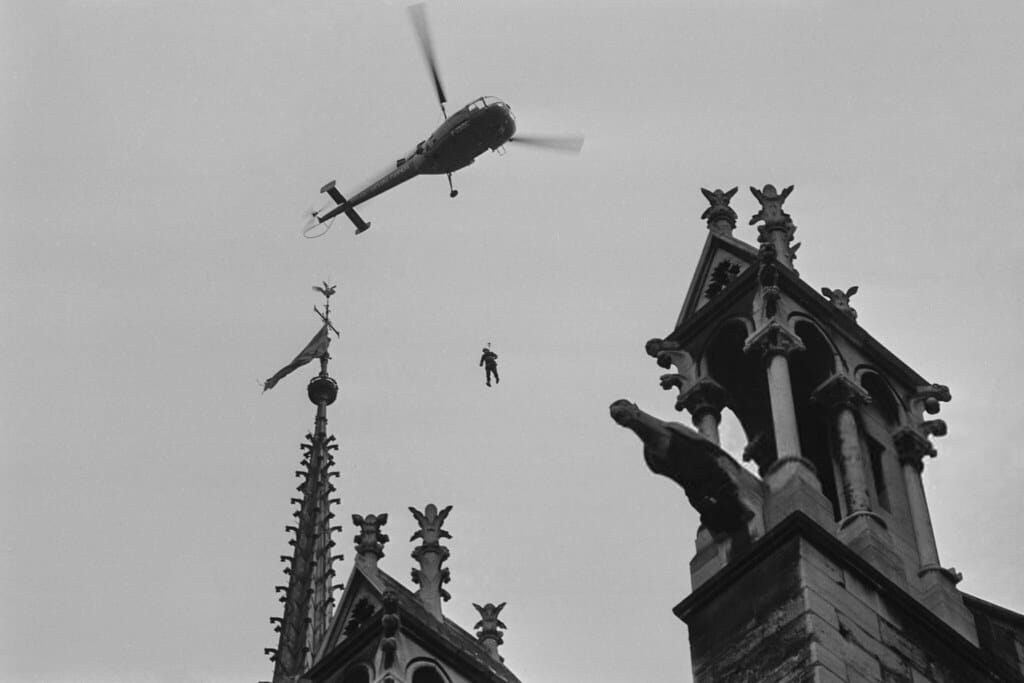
408 3 448 118
509 134 585 154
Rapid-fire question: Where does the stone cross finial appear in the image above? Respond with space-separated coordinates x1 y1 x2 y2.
700 187 738 235
409 504 453 620
821 286 859 320
473 602 507 662
352 513 389 574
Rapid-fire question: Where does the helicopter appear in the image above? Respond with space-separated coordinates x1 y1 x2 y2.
303 3 584 237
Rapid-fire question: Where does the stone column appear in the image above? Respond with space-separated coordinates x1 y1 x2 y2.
766 352 800 460
744 323 806 470
893 431 941 569
811 374 875 522
893 383 951 572
893 427 976 643
678 379 729 446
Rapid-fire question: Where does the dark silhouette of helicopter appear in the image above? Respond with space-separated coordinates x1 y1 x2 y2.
303 4 584 237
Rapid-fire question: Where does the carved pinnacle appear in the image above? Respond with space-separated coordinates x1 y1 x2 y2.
700 187 738 234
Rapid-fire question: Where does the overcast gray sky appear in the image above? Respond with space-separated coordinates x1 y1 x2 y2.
3 1 1024 682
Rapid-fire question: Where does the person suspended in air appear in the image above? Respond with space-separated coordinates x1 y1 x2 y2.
479 346 499 387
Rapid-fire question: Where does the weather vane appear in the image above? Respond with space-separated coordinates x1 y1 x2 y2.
312 282 340 338
261 283 338 392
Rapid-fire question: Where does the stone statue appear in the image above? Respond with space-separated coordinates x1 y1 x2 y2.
473 602 507 661
409 504 453 545
609 400 751 534
820 286 859 320
700 187 738 233
352 513 389 557
473 602 507 635
749 184 794 232
756 242 782 322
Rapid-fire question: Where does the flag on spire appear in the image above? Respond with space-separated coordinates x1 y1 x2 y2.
263 324 331 392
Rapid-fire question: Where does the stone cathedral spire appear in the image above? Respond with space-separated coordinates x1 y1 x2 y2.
265 285 343 683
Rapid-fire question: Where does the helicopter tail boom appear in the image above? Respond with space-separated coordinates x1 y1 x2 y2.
319 181 371 234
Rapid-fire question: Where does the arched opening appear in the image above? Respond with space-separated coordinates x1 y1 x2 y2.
411 666 447 683
342 664 371 683
861 372 900 426
717 407 747 458
860 371 902 513
792 321 841 520
705 320 772 472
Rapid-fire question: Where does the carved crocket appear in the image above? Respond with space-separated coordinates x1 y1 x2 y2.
610 399 751 534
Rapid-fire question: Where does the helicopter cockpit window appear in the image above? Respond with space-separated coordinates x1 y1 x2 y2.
465 97 507 113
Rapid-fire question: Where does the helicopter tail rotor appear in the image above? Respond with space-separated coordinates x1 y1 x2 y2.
408 3 448 119
301 204 334 239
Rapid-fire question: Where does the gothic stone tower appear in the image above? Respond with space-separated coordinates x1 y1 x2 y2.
611 186 1024 682
260 291 521 683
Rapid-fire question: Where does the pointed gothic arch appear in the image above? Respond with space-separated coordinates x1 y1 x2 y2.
791 316 845 376
857 369 906 515
408 658 451 683
704 319 772 450
341 663 372 683
789 320 843 519
857 367 905 427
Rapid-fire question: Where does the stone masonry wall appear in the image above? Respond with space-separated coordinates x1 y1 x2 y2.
679 517 1023 683
686 534 814 682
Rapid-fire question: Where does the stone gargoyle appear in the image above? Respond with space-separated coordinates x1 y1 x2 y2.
609 399 752 535
820 286 858 320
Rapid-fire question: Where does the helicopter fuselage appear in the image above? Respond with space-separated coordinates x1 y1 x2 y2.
418 96 517 173
337 97 516 211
